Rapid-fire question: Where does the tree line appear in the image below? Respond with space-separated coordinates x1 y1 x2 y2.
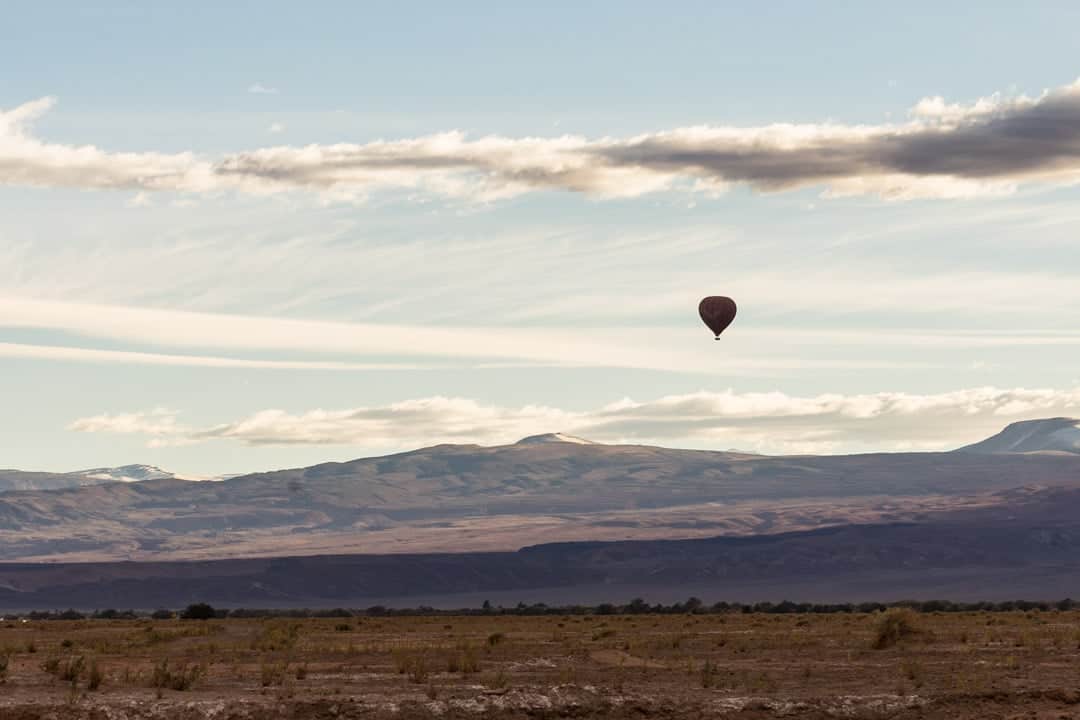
6 597 1080 621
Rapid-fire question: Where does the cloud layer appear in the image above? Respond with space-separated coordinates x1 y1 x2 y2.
69 386 1080 454
6 80 1080 202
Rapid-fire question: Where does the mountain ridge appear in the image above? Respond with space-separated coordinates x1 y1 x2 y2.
4 420 1080 563
10 417 1074 490
958 417 1080 455
0 464 180 493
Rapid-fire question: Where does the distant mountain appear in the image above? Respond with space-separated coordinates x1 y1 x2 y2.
0 470 87 493
0 464 178 493
957 418 1080 454
3 427 1080 563
75 464 176 483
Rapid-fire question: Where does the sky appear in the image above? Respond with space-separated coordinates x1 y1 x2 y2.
5 1 1080 475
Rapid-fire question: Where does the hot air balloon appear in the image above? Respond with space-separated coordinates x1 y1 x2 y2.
698 296 737 339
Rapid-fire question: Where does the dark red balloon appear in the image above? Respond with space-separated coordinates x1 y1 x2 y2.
698 296 737 338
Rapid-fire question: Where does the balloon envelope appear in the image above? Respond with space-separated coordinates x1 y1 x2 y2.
698 296 737 337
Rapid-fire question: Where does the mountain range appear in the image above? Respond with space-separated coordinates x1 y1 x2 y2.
2 418 1080 607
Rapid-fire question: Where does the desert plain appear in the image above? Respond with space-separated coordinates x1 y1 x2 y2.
3 608 1080 719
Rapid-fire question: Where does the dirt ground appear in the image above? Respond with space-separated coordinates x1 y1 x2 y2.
2 611 1080 718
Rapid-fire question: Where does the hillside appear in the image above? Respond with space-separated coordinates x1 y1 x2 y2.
3 428 1080 562
958 418 1080 454
1 484 1080 608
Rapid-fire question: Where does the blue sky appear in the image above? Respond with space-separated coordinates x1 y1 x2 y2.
4 2 1080 475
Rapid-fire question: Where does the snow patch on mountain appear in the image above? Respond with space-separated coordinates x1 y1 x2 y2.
73 464 177 483
515 433 596 446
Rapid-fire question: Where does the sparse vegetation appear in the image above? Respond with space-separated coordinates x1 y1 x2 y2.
1 608 1079 716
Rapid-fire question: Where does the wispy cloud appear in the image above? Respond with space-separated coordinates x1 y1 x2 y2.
0 342 429 371
266 122 286 134
4 211 1079 332
68 386 1080 454
247 82 279 95
0 297 941 375
6 80 1080 202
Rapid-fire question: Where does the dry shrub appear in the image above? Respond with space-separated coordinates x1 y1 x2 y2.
87 659 104 691
150 658 204 691
407 655 429 684
47 655 85 683
901 656 925 687
261 661 288 686
393 649 431 684
700 658 717 688
455 644 481 675
490 668 509 690
41 656 61 675
873 608 920 649
253 621 302 652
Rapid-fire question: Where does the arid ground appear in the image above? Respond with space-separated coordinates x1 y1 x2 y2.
3 611 1080 718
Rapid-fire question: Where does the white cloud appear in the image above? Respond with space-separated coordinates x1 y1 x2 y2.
267 122 286 134
248 83 279 95
5 79 1080 203
69 408 181 437
0 97 214 193
69 386 1080 454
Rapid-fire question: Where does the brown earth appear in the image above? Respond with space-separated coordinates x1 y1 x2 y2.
3 611 1080 718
